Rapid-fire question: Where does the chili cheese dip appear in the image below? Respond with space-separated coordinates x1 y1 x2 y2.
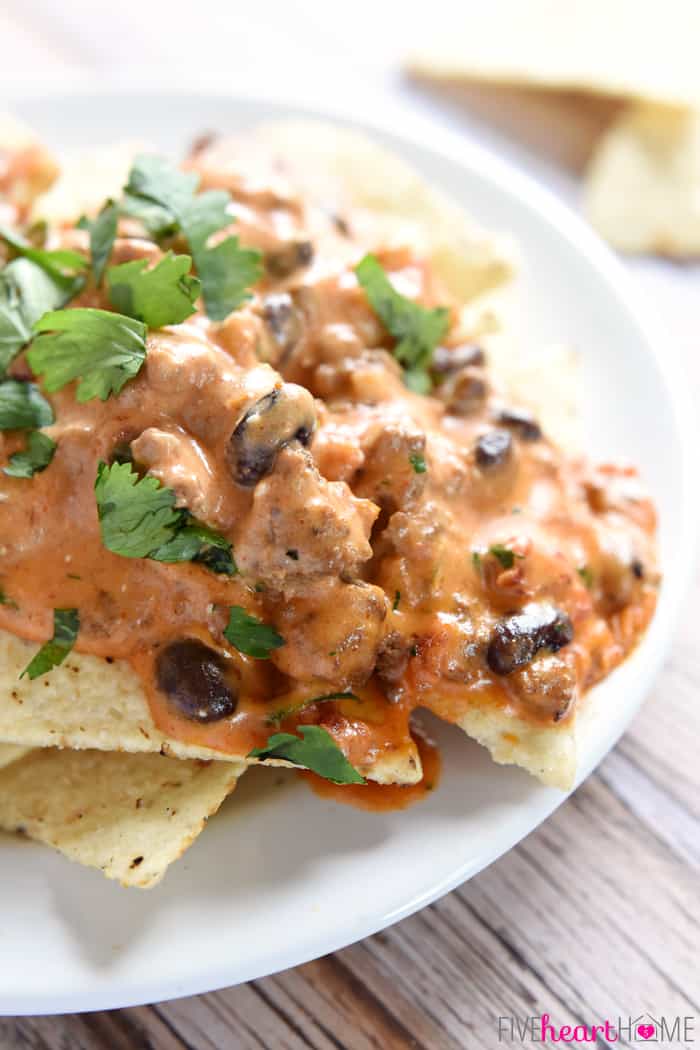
0 121 659 800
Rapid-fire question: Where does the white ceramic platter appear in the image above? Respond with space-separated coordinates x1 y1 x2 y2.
0 91 695 1015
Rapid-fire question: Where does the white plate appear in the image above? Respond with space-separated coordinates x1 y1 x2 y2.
1 91 696 1015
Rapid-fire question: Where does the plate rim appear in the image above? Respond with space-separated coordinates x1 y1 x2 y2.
1 87 697 1015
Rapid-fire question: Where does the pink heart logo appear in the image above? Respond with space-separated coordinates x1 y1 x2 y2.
637 1025 655 1040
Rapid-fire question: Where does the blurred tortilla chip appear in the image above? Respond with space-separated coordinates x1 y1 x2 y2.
584 104 700 256
0 747 243 887
194 120 516 303
406 0 700 108
31 139 147 226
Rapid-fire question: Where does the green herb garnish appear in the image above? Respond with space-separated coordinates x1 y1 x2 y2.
249 725 365 785
488 543 523 570
20 608 79 680
393 589 401 611
78 200 118 284
577 566 594 589
123 155 262 321
107 252 200 328
28 308 147 402
472 550 482 573
0 379 53 430
94 460 235 573
267 691 359 726
223 605 284 659
354 253 449 394
0 258 78 375
409 452 427 474
0 224 87 288
3 430 55 478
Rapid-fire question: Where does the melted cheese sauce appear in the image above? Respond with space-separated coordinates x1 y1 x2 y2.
0 134 659 791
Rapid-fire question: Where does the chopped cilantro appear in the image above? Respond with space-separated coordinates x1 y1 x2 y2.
0 258 78 374
472 550 483 573
223 605 284 659
354 253 449 394
577 566 594 589
29 308 147 402
107 252 200 328
94 461 234 573
20 608 79 680
78 200 118 283
488 543 523 570
123 155 262 321
249 725 365 784
0 379 53 430
393 589 401 611
409 451 427 474
3 430 56 478
0 588 18 609
267 690 359 726
0 224 87 289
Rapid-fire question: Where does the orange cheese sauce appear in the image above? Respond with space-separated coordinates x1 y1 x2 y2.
0 132 659 793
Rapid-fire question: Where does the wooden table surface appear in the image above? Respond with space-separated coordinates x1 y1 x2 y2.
1 2 699 1046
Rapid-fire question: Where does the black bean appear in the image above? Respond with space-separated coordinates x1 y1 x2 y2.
443 367 488 417
156 639 238 722
431 344 485 375
475 428 513 469
265 240 314 278
496 406 542 441
631 558 644 579
227 384 316 487
487 603 574 676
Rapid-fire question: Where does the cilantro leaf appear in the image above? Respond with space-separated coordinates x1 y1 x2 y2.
354 254 449 392
152 518 236 575
120 193 179 240
0 224 87 289
249 725 365 785
124 155 262 321
0 258 79 374
95 460 181 558
107 252 200 328
20 608 79 680
29 308 147 402
95 461 235 573
224 605 284 659
267 691 359 727
577 566 594 589
0 379 53 430
3 430 55 478
79 200 118 283
409 452 427 474
488 543 523 570
193 236 262 321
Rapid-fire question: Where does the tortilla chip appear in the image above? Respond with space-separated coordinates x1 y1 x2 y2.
31 140 147 226
457 706 576 790
0 747 243 887
584 104 700 256
0 632 422 784
406 0 700 108
200 120 516 303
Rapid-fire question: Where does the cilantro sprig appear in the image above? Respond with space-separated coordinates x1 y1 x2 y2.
0 258 82 375
249 725 365 785
28 308 147 402
123 155 262 321
20 608 79 680
3 430 55 478
94 460 235 574
0 379 53 430
267 690 359 727
355 253 449 394
107 252 200 328
223 606 284 659
0 224 87 290
78 200 119 284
